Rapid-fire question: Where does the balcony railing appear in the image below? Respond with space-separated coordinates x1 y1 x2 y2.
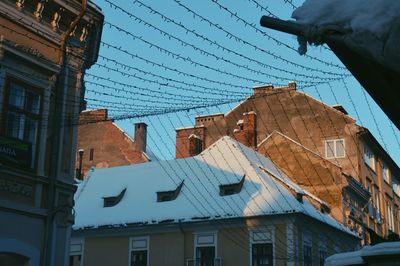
186 257 222 266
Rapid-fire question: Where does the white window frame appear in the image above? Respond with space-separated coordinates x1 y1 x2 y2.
249 227 275 266
325 139 345 159
386 201 395 232
192 231 218 265
382 163 391 184
129 236 149 266
363 144 376 171
69 239 84 266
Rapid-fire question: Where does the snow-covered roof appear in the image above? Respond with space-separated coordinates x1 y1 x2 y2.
143 149 159 162
292 0 400 73
73 136 354 235
325 241 400 266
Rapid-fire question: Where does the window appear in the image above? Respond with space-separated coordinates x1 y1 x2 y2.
363 144 375 171
1 80 41 168
366 179 374 218
219 175 245 196
252 243 273 266
103 188 126 207
318 235 327 266
250 230 274 266
194 232 218 266
325 139 345 159
374 187 381 223
130 237 149 266
393 181 400 197
89 148 94 161
156 180 184 202
386 201 395 232
319 250 327 266
382 163 390 184
69 240 84 266
303 231 312 266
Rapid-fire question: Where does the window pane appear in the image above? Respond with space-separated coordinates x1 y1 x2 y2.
8 83 24 109
69 255 81 266
303 245 312 266
25 90 41 114
335 140 344 157
196 246 215 266
252 243 273 266
23 117 38 144
6 112 24 140
131 250 147 266
326 141 334 158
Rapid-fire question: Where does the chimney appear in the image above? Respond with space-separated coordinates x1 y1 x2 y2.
253 84 274 95
288 81 296 90
134 123 147 153
233 111 257 148
79 109 108 123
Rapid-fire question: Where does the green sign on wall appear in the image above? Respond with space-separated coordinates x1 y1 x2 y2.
0 136 32 167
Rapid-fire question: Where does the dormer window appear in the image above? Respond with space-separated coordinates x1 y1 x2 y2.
157 181 184 202
103 188 126 207
219 175 245 196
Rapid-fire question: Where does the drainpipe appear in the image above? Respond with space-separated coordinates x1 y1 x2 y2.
77 149 84 180
44 1 87 265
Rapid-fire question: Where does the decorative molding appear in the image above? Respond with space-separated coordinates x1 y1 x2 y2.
34 0 47 21
0 178 33 198
16 0 25 11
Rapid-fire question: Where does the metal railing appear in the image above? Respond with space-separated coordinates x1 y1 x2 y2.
186 257 222 266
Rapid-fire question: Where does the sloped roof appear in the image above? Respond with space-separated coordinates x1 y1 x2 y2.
73 136 353 235
325 241 400 266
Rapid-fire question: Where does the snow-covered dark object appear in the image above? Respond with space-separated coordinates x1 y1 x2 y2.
292 0 400 72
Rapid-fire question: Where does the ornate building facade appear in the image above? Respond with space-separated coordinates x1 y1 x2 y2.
0 0 103 265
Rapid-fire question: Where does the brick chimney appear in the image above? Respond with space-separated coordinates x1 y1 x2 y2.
253 82 297 95
253 84 274 95
79 109 108 123
233 111 257 147
175 126 205 158
134 123 147 153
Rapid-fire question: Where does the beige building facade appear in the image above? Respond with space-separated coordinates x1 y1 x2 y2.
72 215 358 266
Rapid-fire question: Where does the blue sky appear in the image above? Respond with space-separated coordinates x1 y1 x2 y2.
85 0 400 165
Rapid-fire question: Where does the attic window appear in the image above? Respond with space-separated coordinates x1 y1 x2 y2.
157 180 184 202
103 188 126 208
219 175 245 196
